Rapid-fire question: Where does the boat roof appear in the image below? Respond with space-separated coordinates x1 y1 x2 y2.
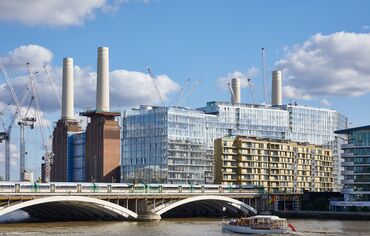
248 215 282 220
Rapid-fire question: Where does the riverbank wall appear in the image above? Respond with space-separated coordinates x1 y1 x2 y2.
275 210 370 220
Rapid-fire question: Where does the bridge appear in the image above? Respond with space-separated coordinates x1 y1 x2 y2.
0 182 266 221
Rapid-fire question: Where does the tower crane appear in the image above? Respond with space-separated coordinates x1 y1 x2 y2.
228 82 236 104
175 79 201 107
146 65 165 107
27 63 54 182
247 77 256 105
43 65 62 109
171 79 190 107
0 114 7 142
0 62 32 180
15 63 41 180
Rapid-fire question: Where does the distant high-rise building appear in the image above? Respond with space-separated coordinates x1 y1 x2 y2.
214 136 333 193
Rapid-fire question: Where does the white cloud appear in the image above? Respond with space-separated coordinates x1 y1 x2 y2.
110 70 180 106
0 0 132 27
0 45 53 71
0 0 151 27
276 32 370 100
217 67 259 90
320 99 332 107
283 85 312 100
0 0 106 27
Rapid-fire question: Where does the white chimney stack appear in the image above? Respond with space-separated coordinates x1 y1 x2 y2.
62 57 74 119
231 78 241 104
96 47 110 112
272 70 282 106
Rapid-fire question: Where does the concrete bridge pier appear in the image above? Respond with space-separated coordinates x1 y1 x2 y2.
135 198 161 221
137 213 161 221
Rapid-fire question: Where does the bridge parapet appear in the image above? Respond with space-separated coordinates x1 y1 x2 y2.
0 182 264 195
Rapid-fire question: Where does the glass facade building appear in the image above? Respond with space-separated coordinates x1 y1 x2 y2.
122 106 216 184
121 102 347 186
330 126 370 211
336 126 370 201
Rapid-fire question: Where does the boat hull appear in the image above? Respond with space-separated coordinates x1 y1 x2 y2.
222 223 288 234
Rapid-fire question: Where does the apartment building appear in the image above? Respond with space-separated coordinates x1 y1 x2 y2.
214 136 333 193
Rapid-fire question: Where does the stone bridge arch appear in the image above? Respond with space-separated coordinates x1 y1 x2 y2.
0 196 138 220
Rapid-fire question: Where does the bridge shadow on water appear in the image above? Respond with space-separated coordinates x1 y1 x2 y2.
161 200 250 219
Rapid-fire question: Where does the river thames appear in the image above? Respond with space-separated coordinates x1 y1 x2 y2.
1 218 370 235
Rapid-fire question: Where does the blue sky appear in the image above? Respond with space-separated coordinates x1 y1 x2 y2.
0 0 370 179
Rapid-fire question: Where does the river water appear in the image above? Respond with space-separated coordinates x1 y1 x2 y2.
1 217 370 235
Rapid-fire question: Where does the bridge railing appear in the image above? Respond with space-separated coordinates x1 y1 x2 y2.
0 182 263 195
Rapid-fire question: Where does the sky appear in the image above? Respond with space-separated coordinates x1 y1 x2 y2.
0 0 370 180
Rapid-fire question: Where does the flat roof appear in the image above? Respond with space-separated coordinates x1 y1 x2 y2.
80 110 120 117
335 125 370 134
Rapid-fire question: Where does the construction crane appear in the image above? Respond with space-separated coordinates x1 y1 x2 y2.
171 79 190 107
43 65 62 109
27 63 54 183
42 65 59 182
0 114 7 142
261 47 267 104
227 82 236 104
0 62 31 180
0 103 9 142
10 63 40 180
146 65 165 106
247 78 256 105
176 79 201 107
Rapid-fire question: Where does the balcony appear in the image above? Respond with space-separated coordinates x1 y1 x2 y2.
342 179 354 185
341 144 355 149
341 170 354 175
341 153 354 158
341 188 354 194
341 161 354 167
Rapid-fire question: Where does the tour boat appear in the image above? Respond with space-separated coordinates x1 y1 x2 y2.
222 215 296 234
